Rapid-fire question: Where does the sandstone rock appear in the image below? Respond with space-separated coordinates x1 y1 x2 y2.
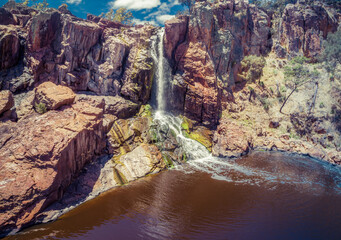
0 101 105 235
279 2 339 58
0 90 14 115
35 82 75 110
107 117 152 156
0 26 20 70
164 15 189 62
113 144 165 183
75 94 139 119
212 118 252 157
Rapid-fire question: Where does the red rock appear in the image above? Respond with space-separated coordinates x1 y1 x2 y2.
0 90 14 115
35 82 75 110
0 26 20 70
164 0 271 127
212 118 252 157
0 101 105 235
279 2 338 58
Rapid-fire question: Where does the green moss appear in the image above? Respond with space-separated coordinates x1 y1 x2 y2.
162 154 174 168
182 152 187 162
188 132 212 152
139 104 153 118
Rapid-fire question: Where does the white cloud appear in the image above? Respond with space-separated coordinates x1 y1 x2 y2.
133 18 158 26
66 0 82 5
109 0 161 10
156 14 175 24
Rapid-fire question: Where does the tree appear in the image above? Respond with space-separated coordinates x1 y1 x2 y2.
179 0 195 12
280 56 320 114
101 8 133 25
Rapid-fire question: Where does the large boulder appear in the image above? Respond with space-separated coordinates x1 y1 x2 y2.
34 82 75 110
212 118 252 157
0 101 105 236
0 90 14 115
113 144 165 183
279 1 339 58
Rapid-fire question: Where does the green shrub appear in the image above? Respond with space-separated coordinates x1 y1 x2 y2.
239 55 266 82
35 102 47 114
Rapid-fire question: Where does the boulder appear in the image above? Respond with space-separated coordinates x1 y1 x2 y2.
35 82 75 110
113 144 165 183
0 101 105 236
212 118 252 157
0 90 14 115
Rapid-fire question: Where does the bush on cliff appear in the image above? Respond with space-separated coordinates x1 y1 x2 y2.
100 8 133 25
239 55 266 83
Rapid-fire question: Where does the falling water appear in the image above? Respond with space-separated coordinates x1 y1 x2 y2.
151 28 166 111
151 28 212 162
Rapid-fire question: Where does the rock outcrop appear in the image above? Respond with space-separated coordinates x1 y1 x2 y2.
279 1 339 58
34 82 75 110
164 0 271 127
0 90 14 115
0 3 156 105
0 101 105 235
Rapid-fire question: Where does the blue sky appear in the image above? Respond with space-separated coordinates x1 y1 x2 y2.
1 0 185 25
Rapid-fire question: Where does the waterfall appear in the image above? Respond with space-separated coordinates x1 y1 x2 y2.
151 28 212 162
151 29 166 111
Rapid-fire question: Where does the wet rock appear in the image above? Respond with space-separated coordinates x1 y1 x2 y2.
0 101 105 235
0 90 14 115
113 144 165 183
34 82 75 110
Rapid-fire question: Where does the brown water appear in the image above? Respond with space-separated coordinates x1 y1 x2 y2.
6 151 341 240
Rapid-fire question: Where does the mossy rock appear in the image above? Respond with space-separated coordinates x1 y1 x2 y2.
188 127 213 152
138 104 153 118
181 116 193 133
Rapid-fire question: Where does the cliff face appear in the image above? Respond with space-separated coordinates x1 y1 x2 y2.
164 0 271 127
0 3 156 104
278 1 339 58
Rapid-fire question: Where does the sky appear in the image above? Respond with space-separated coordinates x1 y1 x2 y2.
1 0 185 25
